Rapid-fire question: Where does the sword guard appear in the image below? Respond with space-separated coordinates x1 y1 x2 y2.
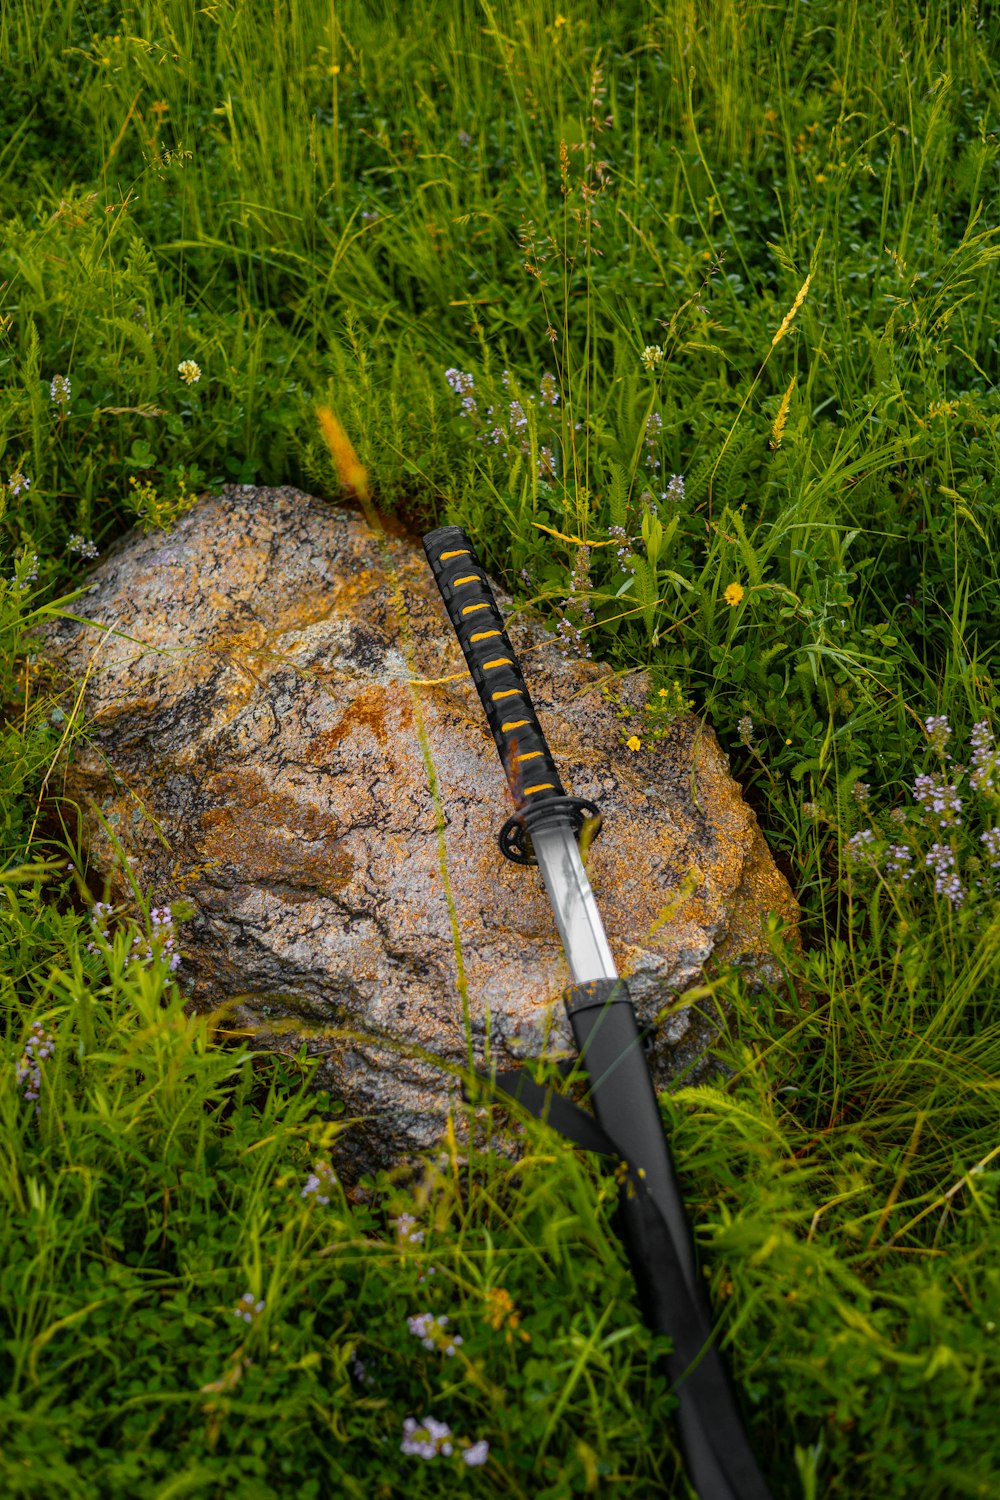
498 795 603 865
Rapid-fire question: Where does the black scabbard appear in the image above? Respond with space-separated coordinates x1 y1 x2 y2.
564 981 772 1500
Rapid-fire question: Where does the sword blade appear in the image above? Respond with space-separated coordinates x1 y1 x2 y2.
530 822 618 984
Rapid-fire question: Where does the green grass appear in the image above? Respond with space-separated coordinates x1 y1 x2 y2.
2 0 1000 1494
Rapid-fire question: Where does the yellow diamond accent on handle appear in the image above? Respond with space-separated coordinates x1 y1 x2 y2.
440 549 470 560
482 657 513 670
524 783 555 795
462 602 489 615
514 750 543 763
471 630 501 642
453 574 481 586
491 688 521 701
501 719 530 731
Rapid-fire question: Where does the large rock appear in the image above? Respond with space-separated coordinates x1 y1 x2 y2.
40 486 796 1177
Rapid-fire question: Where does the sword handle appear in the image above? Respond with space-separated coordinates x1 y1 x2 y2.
423 525 566 803
423 525 601 863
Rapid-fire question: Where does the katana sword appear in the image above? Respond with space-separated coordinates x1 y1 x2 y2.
423 524 772 1500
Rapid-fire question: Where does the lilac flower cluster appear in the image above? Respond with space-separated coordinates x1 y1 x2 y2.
443 367 560 479
127 906 182 972
85 902 114 959
444 367 477 420
393 1212 425 1245
925 715 952 755
407 1312 463 1356
16 1022 56 1107
556 545 595 661
608 523 634 573
301 1160 337 1205
851 716 1000 909
233 1292 265 1325
980 828 1000 867
401 1417 489 1467
7 471 30 498
846 828 876 863
969 722 999 796
67 534 99 559
925 843 965 906
401 1416 454 1460
50 374 71 409
664 472 685 505
87 902 182 974
912 773 962 828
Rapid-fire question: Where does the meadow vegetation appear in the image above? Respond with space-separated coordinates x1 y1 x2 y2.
1 0 999 1494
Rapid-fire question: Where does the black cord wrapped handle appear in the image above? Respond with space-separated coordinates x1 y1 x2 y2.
423 525 602 862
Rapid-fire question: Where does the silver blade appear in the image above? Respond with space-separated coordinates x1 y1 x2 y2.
530 821 618 984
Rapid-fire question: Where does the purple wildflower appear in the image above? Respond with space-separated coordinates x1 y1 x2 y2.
925 715 952 754
233 1292 265 1325
913 773 962 828
444 368 477 421
925 843 964 906
393 1212 424 1245
608 523 634 573
980 828 1000 867
969 722 998 796
16 1022 56 1106
407 1312 463 1356
301 1161 337 1206
401 1416 454 1460
846 828 876 863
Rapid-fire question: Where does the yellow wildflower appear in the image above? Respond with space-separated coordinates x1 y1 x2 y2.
626 734 642 752
483 1287 530 1344
724 582 745 607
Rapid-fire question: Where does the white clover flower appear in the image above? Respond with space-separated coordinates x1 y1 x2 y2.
640 343 664 372
178 359 201 385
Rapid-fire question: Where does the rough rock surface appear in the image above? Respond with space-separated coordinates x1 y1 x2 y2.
40 485 797 1177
